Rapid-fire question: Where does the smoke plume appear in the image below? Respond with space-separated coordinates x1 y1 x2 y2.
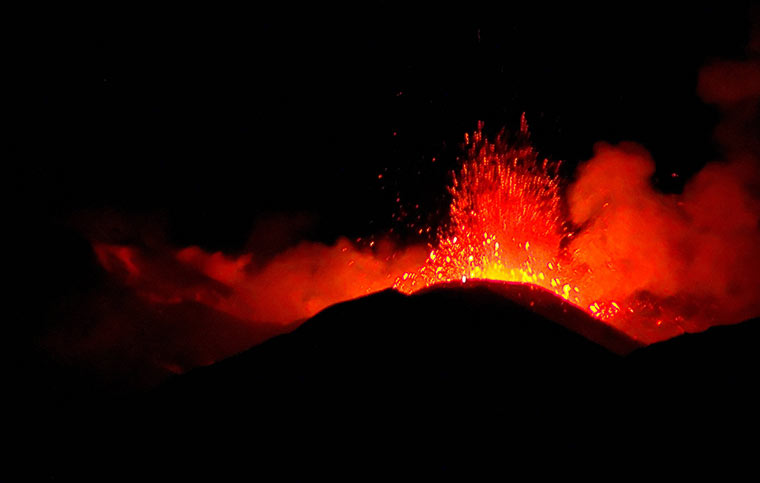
568 26 760 334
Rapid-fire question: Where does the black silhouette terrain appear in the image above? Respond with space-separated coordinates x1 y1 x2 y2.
26 282 760 477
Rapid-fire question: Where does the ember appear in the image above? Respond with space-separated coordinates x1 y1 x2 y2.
394 117 627 323
395 116 760 344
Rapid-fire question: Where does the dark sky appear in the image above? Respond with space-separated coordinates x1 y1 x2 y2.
9 2 757 382
14 3 755 246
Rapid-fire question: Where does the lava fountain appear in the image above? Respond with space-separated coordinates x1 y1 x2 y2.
86 113 760 383
395 116 760 343
395 116 620 316
89 115 760 357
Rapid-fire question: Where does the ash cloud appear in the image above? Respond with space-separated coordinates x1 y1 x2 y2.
43 213 426 390
94 234 425 325
37 11 760 393
567 25 760 331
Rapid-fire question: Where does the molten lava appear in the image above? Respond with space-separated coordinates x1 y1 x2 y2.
393 116 753 343
410 118 567 290
90 113 759 352
394 117 617 312
90 113 759 356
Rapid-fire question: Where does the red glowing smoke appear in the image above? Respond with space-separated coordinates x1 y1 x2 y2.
94 237 426 326
566 31 760 337
567 142 760 338
46 18 760 388
42 216 425 389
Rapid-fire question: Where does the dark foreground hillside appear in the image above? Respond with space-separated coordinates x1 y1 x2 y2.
24 282 760 477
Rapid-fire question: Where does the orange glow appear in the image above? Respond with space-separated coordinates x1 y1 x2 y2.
394 117 615 315
92 116 759 352
395 117 760 343
94 238 426 326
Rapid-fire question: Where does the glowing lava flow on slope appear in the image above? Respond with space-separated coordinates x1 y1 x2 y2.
395 116 654 339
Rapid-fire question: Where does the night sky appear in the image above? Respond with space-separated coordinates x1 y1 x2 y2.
10 3 758 396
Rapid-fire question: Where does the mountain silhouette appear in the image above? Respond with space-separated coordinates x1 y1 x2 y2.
27 282 760 477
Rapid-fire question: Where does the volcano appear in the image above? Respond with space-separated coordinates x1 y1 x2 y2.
30 282 760 477
14 4 760 478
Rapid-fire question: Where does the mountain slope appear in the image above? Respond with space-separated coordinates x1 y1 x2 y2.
31 282 760 477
